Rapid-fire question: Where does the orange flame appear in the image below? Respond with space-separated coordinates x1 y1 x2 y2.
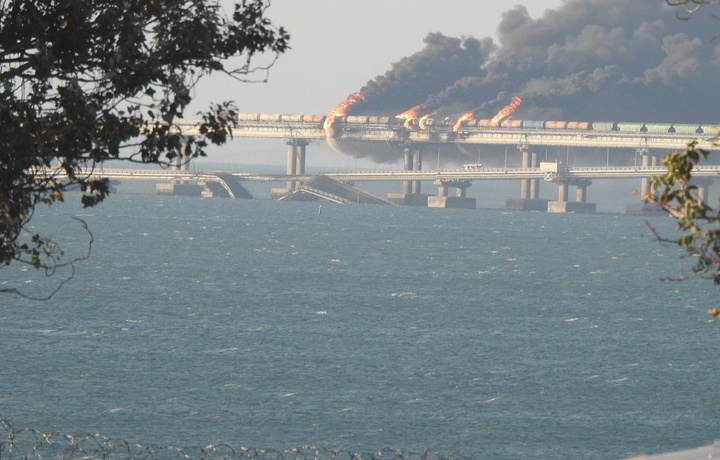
452 112 474 132
490 96 522 124
418 114 430 130
324 92 367 132
395 105 422 130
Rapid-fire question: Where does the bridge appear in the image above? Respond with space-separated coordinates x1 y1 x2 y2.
79 161 720 213
164 114 720 212
174 116 719 151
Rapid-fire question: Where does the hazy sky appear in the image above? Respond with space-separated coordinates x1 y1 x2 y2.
191 1 565 115
192 1 566 167
188 0 717 168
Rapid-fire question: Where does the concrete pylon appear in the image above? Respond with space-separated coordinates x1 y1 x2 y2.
519 145 530 199
428 180 475 209
388 145 429 206
692 177 714 204
530 151 539 199
412 149 423 194
548 179 595 213
285 138 309 190
639 148 652 198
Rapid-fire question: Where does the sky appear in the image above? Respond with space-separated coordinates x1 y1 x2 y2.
191 1 565 167
188 0 720 169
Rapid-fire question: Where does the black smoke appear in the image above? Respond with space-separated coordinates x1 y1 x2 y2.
349 0 720 123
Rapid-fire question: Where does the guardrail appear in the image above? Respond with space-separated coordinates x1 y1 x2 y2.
172 119 718 150
43 166 720 183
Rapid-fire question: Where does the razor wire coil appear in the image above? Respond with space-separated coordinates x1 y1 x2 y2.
0 419 462 460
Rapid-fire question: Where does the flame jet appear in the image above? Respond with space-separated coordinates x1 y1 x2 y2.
395 105 423 130
491 96 522 125
324 92 367 134
452 112 474 132
452 96 522 132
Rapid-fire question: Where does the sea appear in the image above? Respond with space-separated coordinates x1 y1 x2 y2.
1 173 719 459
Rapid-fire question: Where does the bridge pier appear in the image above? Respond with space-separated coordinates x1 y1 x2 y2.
271 138 309 198
428 180 476 209
626 148 664 213
286 138 308 189
547 179 596 213
506 147 549 211
639 148 654 199
157 140 203 195
692 177 714 204
387 146 430 206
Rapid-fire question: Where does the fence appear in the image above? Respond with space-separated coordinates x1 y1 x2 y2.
0 419 461 460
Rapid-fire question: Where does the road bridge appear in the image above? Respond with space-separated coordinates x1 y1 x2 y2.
175 115 716 210
113 115 720 211
71 163 720 214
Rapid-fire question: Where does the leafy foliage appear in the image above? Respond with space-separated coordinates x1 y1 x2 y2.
0 0 288 276
645 141 720 283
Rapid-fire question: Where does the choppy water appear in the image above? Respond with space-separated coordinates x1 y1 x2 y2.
1 187 719 459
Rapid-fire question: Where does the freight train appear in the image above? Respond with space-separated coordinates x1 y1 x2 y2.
232 113 714 135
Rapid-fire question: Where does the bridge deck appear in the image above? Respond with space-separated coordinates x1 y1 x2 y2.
174 119 718 151
70 165 720 182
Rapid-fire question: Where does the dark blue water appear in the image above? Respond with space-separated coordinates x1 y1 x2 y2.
1 189 718 459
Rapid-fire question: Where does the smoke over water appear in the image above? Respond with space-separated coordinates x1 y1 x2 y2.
327 0 720 165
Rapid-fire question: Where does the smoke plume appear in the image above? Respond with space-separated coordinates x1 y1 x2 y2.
345 0 720 122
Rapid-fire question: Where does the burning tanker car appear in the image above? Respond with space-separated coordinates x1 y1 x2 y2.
231 108 712 136
227 104 713 167
318 94 713 137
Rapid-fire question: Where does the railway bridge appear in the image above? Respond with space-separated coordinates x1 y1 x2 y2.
162 114 720 212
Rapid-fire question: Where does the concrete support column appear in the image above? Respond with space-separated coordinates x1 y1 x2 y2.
286 140 298 190
576 184 587 203
530 152 539 199
172 141 189 182
403 147 413 194
419 179 478 208
295 140 308 176
520 146 530 199
412 149 423 194
692 178 714 204
640 152 650 198
170 142 187 171
557 182 569 202
284 139 309 190
437 182 448 197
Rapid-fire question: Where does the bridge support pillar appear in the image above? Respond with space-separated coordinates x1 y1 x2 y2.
693 177 714 204
520 146 530 199
156 139 203 195
412 149 423 194
403 147 413 194
548 179 596 213
530 152 540 199
626 148 665 213
639 149 652 199
271 138 310 199
506 148 549 211
388 146 430 206
428 180 476 209
576 183 588 203
285 138 308 190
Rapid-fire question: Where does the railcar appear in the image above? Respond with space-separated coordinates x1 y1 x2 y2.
643 123 672 133
545 121 568 129
591 121 614 131
566 121 591 130
521 120 545 129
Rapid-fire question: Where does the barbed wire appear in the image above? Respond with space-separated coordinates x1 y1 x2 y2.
0 419 463 460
